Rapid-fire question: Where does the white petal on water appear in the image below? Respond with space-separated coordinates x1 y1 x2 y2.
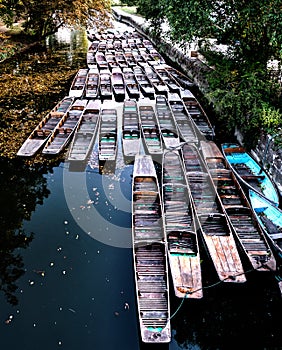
64 221 68 225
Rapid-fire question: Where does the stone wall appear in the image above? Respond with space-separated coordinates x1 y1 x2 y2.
112 8 282 199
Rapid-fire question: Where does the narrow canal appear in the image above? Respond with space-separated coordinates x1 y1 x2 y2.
0 21 281 350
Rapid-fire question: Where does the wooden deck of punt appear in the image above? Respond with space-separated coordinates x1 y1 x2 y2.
17 96 74 157
167 93 198 144
155 95 181 149
85 67 100 98
143 65 169 96
69 68 88 98
67 99 101 162
133 66 155 99
122 99 141 158
249 189 282 261
123 67 140 99
162 150 203 298
99 69 112 100
200 140 276 272
95 51 108 70
181 89 215 140
132 155 171 343
98 107 118 161
42 99 88 155
221 143 280 207
111 67 126 101
138 102 163 155
181 143 246 283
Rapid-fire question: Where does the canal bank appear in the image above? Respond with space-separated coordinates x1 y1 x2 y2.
112 7 282 199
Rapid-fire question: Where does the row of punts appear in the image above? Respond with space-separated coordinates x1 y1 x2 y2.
17 25 282 344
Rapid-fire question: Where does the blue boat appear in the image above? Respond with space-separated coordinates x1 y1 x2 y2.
221 143 279 206
249 189 282 260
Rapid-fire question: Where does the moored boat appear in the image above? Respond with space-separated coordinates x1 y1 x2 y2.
98 107 118 161
42 99 88 155
67 99 101 162
181 89 215 140
144 65 169 96
201 140 276 272
167 93 198 144
99 69 112 100
249 189 282 260
123 67 140 99
133 66 155 99
181 143 246 283
69 68 88 98
122 99 141 158
162 150 203 298
138 101 163 155
17 96 74 157
163 64 194 89
155 95 180 149
111 66 126 102
85 67 100 99
132 154 171 343
95 51 108 70
221 143 280 206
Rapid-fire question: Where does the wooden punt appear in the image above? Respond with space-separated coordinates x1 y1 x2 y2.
69 68 88 98
200 140 276 272
111 67 126 102
249 189 282 260
221 143 280 206
153 64 182 93
181 143 246 283
95 51 108 70
143 65 169 96
122 99 141 158
162 150 203 298
123 67 140 99
167 93 198 144
163 64 194 89
155 95 181 149
17 96 74 157
85 67 100 99
133 66 155 99
67 99 101 162
138 101 163 155
98 107 118 161
181 89 215 140
99 69 112 100
132 154 171 343
42 99 88 155
105 53 119 71
115 52 128 69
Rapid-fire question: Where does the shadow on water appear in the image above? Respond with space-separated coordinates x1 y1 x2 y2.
0 158 53 305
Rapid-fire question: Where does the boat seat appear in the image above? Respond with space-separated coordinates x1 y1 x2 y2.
270 232 282 239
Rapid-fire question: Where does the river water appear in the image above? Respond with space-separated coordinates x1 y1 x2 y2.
0 21 281 350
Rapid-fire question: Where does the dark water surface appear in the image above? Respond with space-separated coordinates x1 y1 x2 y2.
0 22 281 350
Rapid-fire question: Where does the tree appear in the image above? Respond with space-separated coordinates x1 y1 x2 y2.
0 0 111 39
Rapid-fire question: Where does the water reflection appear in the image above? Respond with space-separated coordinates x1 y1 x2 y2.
0 159 51 304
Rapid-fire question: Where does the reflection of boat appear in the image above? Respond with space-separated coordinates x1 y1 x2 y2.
85 68 100 98
182 89 214 140
122 100 141 158
221 143 279 206
201 140 276 272
162 150 203 299
111 67 125 101
42 99 88 155
132 154 171 343
69 68 88 98
155 95 180 149
98 107 118 161
249 189 282 260
67 99 101 162
182 143 246 283
17 96 74 157
167 93 198 144
138 102 163 155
